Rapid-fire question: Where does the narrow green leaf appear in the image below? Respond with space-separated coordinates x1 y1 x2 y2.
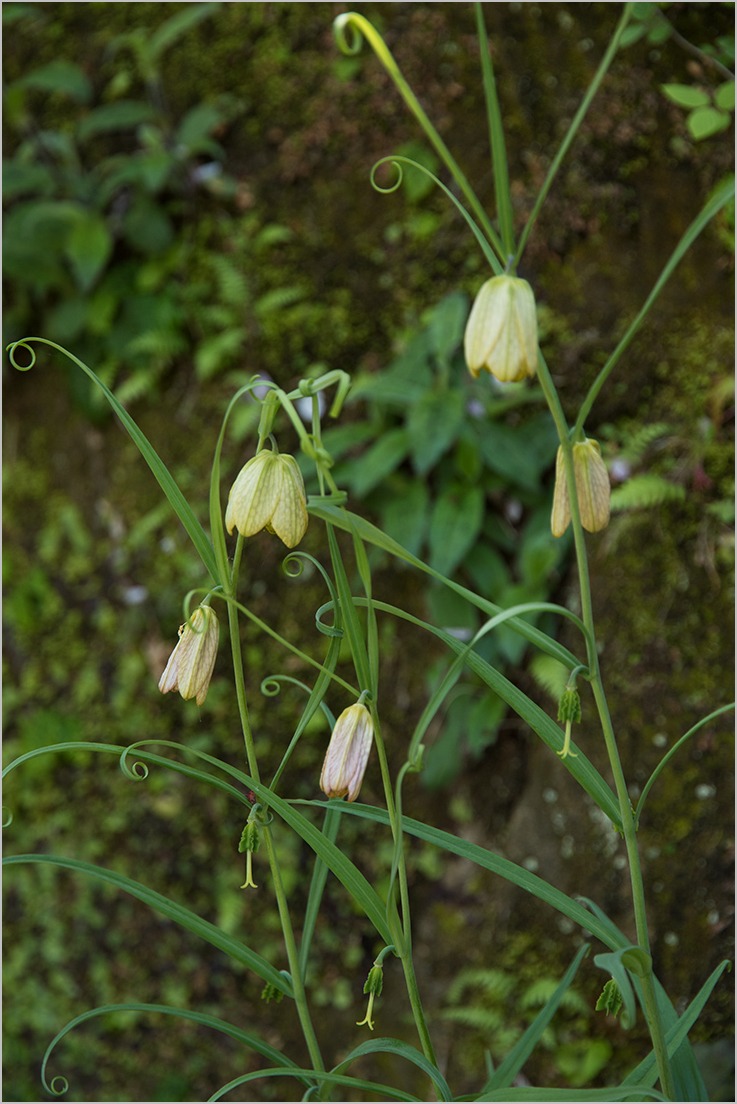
208 1065 419 1102
484 945 590 1090
8 340 219 581
3 854 293 996
308 502 581 670
307 800 624 949
41 1003 305 1096
334 1036 452 1101
3 738 394 947
624 961 730 1090
478 1087 666 1101
149 2 220 60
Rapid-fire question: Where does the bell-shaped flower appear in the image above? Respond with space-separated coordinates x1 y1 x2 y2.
320 702 374 802
551 439 611 537
158 604 219 706
225 449 308 549
464 274 538 382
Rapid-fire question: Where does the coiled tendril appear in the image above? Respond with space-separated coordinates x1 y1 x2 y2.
120 754 150 782
7 339 37 371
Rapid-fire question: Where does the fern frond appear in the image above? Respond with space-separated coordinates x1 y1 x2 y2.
610 474 686 512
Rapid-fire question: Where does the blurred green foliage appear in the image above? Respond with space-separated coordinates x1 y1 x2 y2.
3 3 257 410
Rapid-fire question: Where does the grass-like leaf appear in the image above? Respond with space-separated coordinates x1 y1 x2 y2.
40 1002 307 1097
2 853 293 996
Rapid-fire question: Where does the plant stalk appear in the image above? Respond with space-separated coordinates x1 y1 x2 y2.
535 353 675 1099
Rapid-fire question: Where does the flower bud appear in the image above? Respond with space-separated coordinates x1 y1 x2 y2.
464 275 538 382
551 439 611 537
225 448 308 548
158 605 219 706
320 702 374 803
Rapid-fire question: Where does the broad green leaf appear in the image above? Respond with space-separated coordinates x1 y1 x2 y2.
714 80 735 111
15 59 92 103
379 478 429 557
122 196 174 253
3 854 293 995
78 100 158 142
429 483 484 576
464 542 510 596
660 83 710 109
479 422 541 491
687 106 731 141
1 159 55 201
65 212 113 291
349 427 410 497
176 102 228 154
408 387 464 475
428 290 469 366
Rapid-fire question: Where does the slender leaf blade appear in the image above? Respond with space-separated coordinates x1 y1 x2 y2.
2 854 292 995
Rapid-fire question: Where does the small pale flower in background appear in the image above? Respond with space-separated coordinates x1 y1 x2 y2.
225 449 308 548
320 702 374 802
551 439 611 538
158 604 219 706
464 274 538 382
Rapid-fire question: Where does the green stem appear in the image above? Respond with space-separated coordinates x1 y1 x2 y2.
535 352 675 1099
334 12 505 262
226 544 325 1079
372 720 437 1069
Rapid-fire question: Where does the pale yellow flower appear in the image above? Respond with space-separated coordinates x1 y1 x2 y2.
551 439 611 538
464 275 538 382
320 703 374 802
225 449 308 548
158 605 219 706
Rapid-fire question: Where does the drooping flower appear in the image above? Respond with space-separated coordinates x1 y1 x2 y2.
225 448 308 548
238 820 260 890
551 439 611 538
320 702 374 802
464 274 538 382
356 962 384 1031
158 604 219 706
